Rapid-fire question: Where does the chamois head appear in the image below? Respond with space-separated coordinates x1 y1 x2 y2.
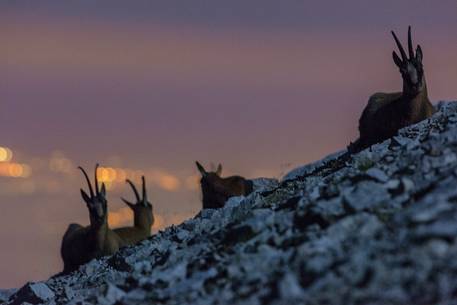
79 164 108 226
196 161 228 208
121 176 154 230
391 26 425 96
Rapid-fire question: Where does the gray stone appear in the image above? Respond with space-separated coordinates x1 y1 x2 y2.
9 283 54 305
7 101 457 305
366 167 389 182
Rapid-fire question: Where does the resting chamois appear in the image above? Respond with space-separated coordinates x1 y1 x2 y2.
113 176 154 245
349 26 434 153
60 164 125 274
196 161 253 209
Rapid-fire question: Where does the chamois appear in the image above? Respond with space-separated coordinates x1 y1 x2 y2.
349 26 434 153
60 164 125 274
196 161 253 209
113 176 154 245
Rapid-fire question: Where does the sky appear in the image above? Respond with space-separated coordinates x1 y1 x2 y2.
1 1 456 288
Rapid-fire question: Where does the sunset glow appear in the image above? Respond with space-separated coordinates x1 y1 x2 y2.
1 0 456 289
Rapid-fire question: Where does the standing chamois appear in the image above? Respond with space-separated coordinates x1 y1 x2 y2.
60 164 125 274
349 26 435 153
196 161 253 209
113 176 154 245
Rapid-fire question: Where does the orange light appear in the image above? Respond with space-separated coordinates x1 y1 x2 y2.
21 164 32 177
106 167 117 181
185 175 200 191
158 174 180 191
108 207 132 227
49 151 73 173
115 169 127 182
8 163 23 177
0 146 13 162
0 162 32 178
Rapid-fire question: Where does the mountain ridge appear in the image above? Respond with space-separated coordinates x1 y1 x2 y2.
4 101 457 305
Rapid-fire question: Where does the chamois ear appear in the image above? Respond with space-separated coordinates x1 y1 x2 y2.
416 45 423 63
215 163 222 176
100 183 106 197
195 161 207 177
81 189 91 204
392 51 403 68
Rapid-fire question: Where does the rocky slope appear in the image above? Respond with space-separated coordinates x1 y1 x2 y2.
5 101 457 305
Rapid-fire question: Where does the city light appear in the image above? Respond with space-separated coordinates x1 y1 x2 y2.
0 146 13 162
0 162 32 178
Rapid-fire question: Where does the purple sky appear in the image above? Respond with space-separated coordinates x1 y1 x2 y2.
1 1 456 288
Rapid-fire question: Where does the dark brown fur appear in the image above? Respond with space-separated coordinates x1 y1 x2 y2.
60 165 125 274
196 161 253 209
114 176 154 245
349 27 435 153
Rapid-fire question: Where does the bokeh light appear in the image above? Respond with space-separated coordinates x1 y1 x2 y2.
49 151 73 174
157 174 180 191
0 162 32 178
185 175 200 191
108 207 132 227
0 146 13 162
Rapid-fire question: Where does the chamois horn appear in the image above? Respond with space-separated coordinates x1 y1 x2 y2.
78 166 94 197
391 29 407 61
142 176 148 204
407 26 414 59
126 179 140 202
94 163 100 195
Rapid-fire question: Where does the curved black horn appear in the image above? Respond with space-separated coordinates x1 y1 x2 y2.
78 166 94 197
408 26 414 59
94 163 100 195
142 176 148 204
126 179 140 202
391 30 407 61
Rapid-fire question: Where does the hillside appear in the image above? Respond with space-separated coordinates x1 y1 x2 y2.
4 101 457 305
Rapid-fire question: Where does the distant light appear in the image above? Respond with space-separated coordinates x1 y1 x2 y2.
21 164 32 178
158 174 180 191
115 169 127 182
0 146 13 162
103 181 114 190
0 162 32 178
98 167 109 182
98 167 118 183
90 165 181 192
185 175 200 191
106 167 117 181
133 170 143 181
108 207 132 227
49 151 73 174
8 163 23 177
